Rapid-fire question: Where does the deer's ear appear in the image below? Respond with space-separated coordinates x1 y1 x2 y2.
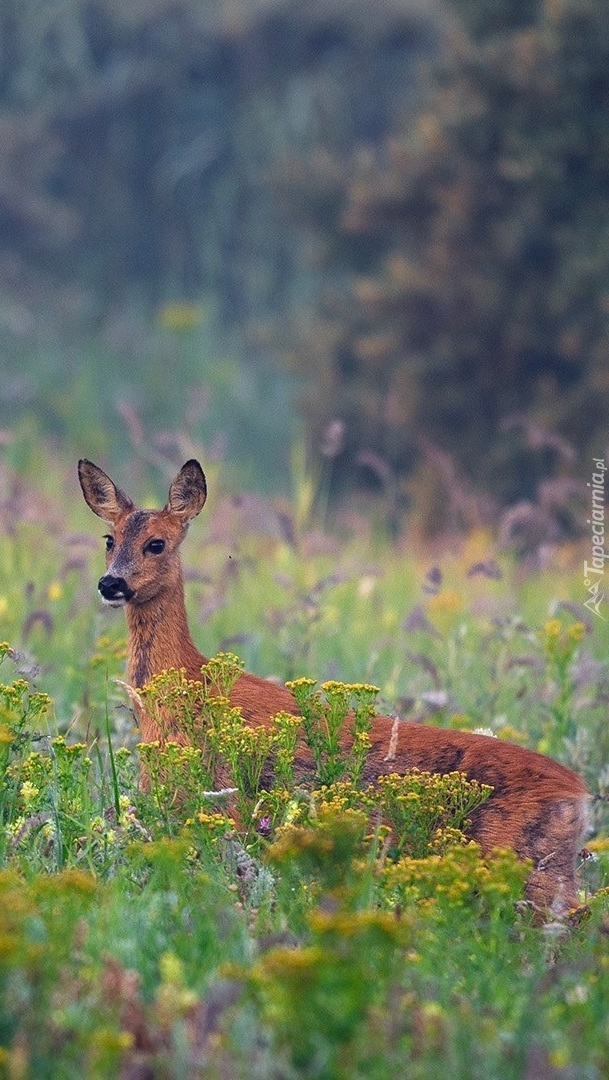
166 460 207 522
78 459 134 523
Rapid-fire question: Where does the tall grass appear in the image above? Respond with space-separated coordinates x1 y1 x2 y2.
1 451 609 1078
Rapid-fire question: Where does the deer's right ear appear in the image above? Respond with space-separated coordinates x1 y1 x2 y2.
78 459 134 523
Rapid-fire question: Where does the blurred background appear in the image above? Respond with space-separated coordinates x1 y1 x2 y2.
1 0 608 535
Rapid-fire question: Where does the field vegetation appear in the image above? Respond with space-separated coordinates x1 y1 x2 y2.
1 442 609 1078
1 0 608 1073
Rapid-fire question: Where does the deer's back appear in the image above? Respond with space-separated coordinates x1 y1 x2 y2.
230 669 586 803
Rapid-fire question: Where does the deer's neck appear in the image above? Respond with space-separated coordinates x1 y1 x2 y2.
126 575 207 689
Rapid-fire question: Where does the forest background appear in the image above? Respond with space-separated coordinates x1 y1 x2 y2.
1 0 607 536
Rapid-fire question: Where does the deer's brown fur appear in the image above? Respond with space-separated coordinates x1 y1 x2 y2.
78 458 589 914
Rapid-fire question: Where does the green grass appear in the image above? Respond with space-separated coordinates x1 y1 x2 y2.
1 456 609 1078
0 314 298 495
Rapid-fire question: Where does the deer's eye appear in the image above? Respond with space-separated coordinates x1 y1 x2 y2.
104 535 115 552
144 538 165 555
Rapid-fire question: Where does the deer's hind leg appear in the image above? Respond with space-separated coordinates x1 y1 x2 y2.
521 796 589 915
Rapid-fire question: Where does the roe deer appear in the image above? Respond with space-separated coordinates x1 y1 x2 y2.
78 458 589 914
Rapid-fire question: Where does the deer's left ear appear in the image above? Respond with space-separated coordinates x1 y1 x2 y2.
166 460 207 521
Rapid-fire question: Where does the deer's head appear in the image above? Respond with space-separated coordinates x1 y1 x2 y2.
78 459 207 607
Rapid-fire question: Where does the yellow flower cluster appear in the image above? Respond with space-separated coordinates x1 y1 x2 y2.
156 950 198 1015
201 652 245 696
541 618 586 657
307 907 401 941
383 843 529 912
89 634 128 667
195 810 231 833
427 589 463 631
1 678 52 725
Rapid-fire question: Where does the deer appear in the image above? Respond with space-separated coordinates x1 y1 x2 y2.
78 458 589 915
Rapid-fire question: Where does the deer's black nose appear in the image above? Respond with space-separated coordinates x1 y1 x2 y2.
98 575 135 604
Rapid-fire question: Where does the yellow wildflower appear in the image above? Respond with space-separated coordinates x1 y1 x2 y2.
47 581 63 602
90 1029 135 1055
548 1048 570 1069
286 677 317 691
543 618 563 640
158 302 202 331
19 781 40 806
427 589 463 631
159 951 186 986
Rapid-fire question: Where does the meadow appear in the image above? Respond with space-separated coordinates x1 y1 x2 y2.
1 444 609 1079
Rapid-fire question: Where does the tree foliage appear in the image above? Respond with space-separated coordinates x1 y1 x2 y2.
0 0 436 333
277 0 609 526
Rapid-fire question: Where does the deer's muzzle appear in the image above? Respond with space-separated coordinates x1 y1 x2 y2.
98 574 135 606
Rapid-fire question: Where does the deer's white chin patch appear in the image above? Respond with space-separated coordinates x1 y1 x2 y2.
100 594 128 608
